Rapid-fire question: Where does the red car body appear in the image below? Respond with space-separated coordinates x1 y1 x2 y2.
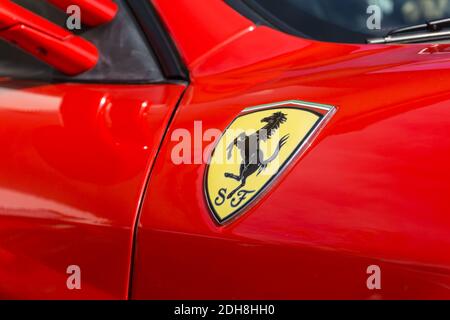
1 0 450 299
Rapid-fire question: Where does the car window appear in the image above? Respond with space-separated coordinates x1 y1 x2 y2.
0 0 164 82
235 0 450 43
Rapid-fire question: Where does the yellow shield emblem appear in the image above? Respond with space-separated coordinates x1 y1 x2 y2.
205 100 335 224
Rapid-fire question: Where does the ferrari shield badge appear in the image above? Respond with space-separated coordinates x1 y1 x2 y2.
204 100 335 224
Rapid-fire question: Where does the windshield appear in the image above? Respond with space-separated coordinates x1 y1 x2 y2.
242 0 450 43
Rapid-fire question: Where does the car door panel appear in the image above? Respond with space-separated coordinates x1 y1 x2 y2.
0 80 184 298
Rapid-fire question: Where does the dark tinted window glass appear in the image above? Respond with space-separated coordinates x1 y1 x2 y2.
0 0 164 82
242 0 450 43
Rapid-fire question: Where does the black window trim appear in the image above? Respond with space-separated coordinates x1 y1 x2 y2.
126 0 189 82
225 0 310 39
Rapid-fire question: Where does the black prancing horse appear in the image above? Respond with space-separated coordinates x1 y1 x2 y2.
224 112 289 199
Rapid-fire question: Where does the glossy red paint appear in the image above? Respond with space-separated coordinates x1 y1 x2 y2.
130 0 450 299
47 0 118 27
0 80 184 298
152 0 254 67
0 0 98 75
2 0 450 300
